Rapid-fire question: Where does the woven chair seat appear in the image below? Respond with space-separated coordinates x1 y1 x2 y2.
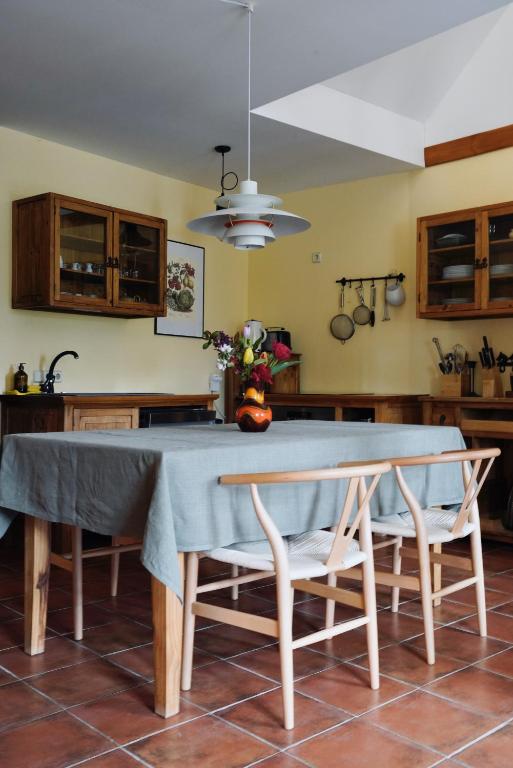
208 529 366 580
371 506 475 544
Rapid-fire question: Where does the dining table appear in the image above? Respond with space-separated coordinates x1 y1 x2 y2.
0 419 466 717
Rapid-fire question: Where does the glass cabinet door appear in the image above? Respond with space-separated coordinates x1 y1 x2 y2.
483 208 513 310
114 214 164 310
55 201 112 306
420 214 480 313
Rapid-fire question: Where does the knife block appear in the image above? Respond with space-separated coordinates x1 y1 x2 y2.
439 370 471 397
481 368 503 398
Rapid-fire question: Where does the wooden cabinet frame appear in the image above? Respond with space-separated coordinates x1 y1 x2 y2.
13 193 167 318
417 199 513 320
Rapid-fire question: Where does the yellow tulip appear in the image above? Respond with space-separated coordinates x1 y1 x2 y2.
243 347 254 365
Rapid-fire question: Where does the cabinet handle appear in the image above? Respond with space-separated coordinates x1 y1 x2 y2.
111 258 119 268
481 257 488 269
475 258 481 269
439 414 446 425
106 258 113 268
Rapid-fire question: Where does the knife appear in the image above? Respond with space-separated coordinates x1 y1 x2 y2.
479 350 486 369
483 336 492 368
433 337 450 374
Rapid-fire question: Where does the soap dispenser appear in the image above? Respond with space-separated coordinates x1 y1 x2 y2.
14 363 28 393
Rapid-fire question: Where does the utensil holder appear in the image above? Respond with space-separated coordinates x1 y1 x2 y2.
481 369 503 398
439 370 471 397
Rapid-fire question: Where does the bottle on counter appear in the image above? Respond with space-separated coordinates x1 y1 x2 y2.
14 363 28 393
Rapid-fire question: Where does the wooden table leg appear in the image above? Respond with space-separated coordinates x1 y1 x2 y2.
152 552 184 717
24 516 50 655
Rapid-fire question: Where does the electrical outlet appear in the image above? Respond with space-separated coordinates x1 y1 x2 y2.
33 369 44 384
54 370 63 383
209 373 222 393
312 251 322 263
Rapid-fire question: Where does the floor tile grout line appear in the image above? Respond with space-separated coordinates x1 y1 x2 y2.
444 714 513 763
210 708 288 752
349 710 450 761
98 707 210 753
213 703 352 755
244 751 312 768
421 678 513 720
63 746 124 768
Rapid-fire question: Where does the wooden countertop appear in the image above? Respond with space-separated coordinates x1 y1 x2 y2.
420 395 513 405
0 393 217 407
266 393 425 404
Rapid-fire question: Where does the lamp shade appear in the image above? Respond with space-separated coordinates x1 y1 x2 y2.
187 179 310 250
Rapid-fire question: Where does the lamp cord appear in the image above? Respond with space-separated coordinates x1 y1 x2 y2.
247 5 252 181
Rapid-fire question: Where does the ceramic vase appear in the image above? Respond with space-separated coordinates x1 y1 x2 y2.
235 387 272 433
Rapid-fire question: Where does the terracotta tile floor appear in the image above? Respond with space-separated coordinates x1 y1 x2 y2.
1 540 513 767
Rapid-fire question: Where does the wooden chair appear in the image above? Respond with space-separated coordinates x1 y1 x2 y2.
50 529 141 640
181 461 391 730
338 448 500 665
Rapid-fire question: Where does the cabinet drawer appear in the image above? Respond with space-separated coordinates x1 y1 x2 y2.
72 407 139 431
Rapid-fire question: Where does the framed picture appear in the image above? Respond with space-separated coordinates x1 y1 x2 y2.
155 239 205 338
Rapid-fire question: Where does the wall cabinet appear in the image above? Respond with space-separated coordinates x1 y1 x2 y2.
417 200 513 319
13 193 167 318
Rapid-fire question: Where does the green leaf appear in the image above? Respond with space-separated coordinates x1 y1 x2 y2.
271 360 300 376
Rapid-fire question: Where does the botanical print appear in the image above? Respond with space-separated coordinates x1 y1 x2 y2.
167 260 196 312
155 240 204 338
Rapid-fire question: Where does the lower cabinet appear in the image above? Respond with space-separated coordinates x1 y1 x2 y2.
422 396 513 543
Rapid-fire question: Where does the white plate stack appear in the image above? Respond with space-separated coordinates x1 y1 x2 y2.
442 264 474 280
490 263 513 277
441 297 472 305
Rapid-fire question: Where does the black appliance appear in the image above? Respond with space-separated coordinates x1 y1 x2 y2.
139 406 217 428
262 327 292 352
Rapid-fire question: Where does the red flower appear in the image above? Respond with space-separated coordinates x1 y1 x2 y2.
272 342 291 361
251 365 273 385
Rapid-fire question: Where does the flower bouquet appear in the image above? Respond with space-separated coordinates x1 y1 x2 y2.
203 325 299 431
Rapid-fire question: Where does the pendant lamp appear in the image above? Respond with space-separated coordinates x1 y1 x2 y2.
187 3 310 250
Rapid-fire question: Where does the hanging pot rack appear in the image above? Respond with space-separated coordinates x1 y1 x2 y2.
335 272 406 288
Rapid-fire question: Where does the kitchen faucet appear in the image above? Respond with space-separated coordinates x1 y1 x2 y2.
40 350 79 394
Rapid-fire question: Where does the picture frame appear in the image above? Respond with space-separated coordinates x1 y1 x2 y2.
154 239 205 338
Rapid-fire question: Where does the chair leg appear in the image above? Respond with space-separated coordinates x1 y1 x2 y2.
391 536 402 613
432 542 442 608
325 572 336 628
110 537 120 598
417 536 436 665
470 528 487 637
72 526 83 641
360 511 380 690
276 574 295 730
181 552 199 691
231 565 239 601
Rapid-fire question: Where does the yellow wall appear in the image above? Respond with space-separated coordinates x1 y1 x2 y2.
4 124 513 402
0 127 248 404
248 147 513 395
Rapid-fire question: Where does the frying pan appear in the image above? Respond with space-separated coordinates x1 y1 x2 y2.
353 283 372 326
331 285 355 343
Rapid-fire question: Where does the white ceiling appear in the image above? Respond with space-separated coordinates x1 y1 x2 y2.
0 0 511 194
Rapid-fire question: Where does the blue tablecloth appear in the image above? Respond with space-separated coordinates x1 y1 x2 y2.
0 421 466 597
